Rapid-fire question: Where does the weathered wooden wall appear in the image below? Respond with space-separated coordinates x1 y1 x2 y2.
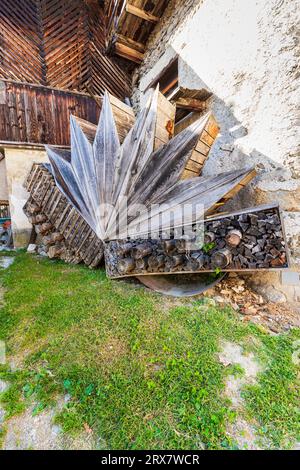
0 0 131 99
105 1 170 63
0 80 100 145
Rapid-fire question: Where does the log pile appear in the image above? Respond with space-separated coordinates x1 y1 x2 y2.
24 164 104 267
104 205 288 278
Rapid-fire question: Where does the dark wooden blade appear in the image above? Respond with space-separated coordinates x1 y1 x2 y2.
128 112 211 207
46 146 92 230
117 168 256 239
93 91 121 231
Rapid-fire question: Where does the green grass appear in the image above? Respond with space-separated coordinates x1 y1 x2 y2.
242 331 300 448
0 252 299 449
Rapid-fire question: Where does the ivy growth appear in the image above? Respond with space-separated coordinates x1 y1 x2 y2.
201 242 216 253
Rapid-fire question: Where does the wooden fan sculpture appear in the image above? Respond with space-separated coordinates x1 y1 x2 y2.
24 87 289 296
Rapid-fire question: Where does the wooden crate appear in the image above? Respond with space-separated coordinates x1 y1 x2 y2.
104 204 290 278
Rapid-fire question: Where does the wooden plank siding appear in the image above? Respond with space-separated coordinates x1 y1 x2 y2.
0 80 100 146
0 0 131 100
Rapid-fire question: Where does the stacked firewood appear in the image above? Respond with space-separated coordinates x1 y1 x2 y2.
24 164 104 267
104 206 288 278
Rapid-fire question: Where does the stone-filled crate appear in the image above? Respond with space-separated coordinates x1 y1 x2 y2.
104 204 289 278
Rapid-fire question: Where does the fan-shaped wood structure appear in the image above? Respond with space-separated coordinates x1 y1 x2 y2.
24 87 289 295
45 88 257 240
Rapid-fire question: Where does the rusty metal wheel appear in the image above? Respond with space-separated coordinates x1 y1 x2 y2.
136 273 226 297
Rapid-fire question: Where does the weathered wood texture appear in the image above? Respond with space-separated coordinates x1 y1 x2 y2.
171 87 212 123
104 205 289 278
0 0 131 99
154 92 176 150
22 93 135 263
24 87 275 284
24 163 104 267
74 94 135 145
106 0 170 63
43 87 254 244
0 80 99 145
0 81 134 145
182 115 220 179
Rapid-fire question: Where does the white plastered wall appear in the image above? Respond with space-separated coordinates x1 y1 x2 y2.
4 147 48 247
133 0 300 300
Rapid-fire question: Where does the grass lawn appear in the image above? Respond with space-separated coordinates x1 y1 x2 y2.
0 251 299 449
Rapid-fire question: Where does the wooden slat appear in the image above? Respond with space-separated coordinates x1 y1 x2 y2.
0 80 100 145
24 163 104 267
175 97 208 111
106 0 170 62
114 42 144 64
0 0 131 100
180 114 220 180
154 92 176 151
125 4 160 23
116 34 145 53
74 93 135 145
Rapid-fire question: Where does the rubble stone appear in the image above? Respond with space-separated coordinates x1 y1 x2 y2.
27 244 37 254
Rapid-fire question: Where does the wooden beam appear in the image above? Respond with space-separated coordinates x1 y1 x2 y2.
115 42 144 63
117 34 146 53
154 92 176 151
174 97 208 112
125 4 160 23
161 77 178 96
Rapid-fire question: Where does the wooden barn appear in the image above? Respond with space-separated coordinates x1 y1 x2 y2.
0 0 133 246
0 0 215 248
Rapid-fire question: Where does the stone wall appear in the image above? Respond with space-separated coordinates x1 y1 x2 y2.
4 147 48 248
132 0 300 300
0 158 8 201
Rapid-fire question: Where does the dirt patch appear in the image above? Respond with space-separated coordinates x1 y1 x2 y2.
219 341 269 450
3 405 62 450
206 275 300 333
2 398 98 450
219 342 262 378
227 417 268 450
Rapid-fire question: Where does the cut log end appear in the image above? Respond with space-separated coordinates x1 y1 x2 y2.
211 249 232 269
225 229 242 247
